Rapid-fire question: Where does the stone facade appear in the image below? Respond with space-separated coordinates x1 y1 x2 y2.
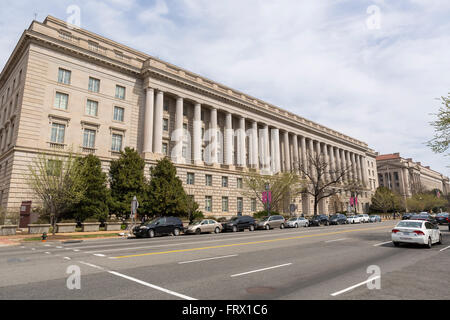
0 16 378 223
377 153 449 198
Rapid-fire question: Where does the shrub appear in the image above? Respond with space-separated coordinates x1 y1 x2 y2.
83 218 99 223
189 211 204 224
205 215 217 220
36 217 50 224
216 217 227 222
59 219 76 223
253 211 280 220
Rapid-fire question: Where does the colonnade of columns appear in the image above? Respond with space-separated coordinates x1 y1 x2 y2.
142 88 369 187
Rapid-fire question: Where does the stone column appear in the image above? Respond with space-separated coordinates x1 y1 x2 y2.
173 97 184 163
224 112 233 166
271 128 281 173
237 117 246 167
403 167 411 197
335 147 342 183
251 121 259 169
300 136 307 175
308 138 314 179
283 131 291 172
293 134 299 173
351 153 358 183
193 103 202 165
210 108 218 165
261 124 270 173
329 145 336 181
143 88 154 153
341 149 348 183
153 90 164 154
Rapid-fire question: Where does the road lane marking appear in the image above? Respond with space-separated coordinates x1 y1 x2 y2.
73 249 80 252
325 238 347 243
373 241 392 247
178 254 238 264
113 226 390 259
331 276 381 296
440 245 450 252
79 261 196 300
231 263 292 277
45 252 51 254
93 254 106 257
63 257 71 260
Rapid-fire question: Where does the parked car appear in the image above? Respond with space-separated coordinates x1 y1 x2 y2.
329 214 348 225
256 215 286 230
369 215 382 223
410 213 438 225
358 214 370 223
221 215 256 232
392 220 442 248
435 212 449 225
133 216 184 238
402 213 415 220
185 219 223 234
347 215 362 224
309 215 329 226
286 216 309 228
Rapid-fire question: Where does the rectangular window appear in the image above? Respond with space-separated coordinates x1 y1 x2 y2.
237 178 243 189
222 176 228 188
237 197 243 213
205 174 212 186
162 143 168 155
111 134 123 152
163 100 169 112
115 85 126 100
114 106 124 122
83 129 96 148
50 123 65 143
88 77 100 93
205 196 212 212
58 68 71 85
182 145 187 159
47 160 62 176
54 92 68 110
222 197 229 212
86 100 98 116
187 172 195 185
163 119 169 131
251 198 257 212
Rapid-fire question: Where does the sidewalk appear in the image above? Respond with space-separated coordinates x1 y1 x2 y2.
0 230 126 247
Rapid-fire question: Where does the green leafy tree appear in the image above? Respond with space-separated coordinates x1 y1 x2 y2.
406 192 447 213
144 157 189 217
109 147 146 219
186 196 203 223
69 154 111 222
428 93 450 156
370 187 402 214
27 152 86 235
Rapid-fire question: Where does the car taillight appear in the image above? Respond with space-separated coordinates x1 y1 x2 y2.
392 229 399 233
414 230 425 235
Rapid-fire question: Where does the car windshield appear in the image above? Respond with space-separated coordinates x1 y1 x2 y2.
288 218 297 222
396 221 423 228
437 213 448 217
191 221 202 226
143 218 160 226
229 217 239 221
411 215 428 219
261 217 270 221
330 215 338 219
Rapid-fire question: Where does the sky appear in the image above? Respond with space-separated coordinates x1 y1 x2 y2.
0 0 449 176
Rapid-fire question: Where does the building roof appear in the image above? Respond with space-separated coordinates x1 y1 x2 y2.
376 153 400 161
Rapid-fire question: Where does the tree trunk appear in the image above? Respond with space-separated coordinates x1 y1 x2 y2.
314 196 318 216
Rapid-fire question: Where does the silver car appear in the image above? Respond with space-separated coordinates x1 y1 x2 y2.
286 217 309 228
185 219 223 234
257 215 286 230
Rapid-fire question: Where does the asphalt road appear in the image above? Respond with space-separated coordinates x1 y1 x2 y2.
0 221 448 300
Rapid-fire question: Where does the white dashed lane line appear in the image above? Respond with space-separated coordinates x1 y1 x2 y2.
439 245 450 252
373 241 392 247
331 276 381 297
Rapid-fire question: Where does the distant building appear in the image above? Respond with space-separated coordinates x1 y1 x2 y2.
376 153 449 197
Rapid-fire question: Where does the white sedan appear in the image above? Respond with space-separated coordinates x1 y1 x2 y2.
347 215 362 224
286 216 309 228
392 220 442 248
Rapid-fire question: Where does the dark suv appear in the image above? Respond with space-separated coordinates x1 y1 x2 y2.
309 214 330 226
221 215 256 232
329 214 348 225
133 216 184 238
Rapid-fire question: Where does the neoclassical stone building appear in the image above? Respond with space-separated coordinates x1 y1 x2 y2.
377 153 449 198
0 16 378 223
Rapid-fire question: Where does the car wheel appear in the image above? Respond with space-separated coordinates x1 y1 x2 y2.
295 223 298 228
232 226 238 232
214 227 220 234
195 228 201 235
280 223 285 229
305 223 309 227
173 228 180 236
249 225 255 232
265 225 270 230
393 241 400 247
438 234 442 245
326 221 329 226
148 229 155 238
427 237 432 249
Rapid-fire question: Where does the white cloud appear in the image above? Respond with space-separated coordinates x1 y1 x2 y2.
0 0 449 176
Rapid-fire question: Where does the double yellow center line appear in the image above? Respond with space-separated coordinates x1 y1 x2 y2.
113 226 391 259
